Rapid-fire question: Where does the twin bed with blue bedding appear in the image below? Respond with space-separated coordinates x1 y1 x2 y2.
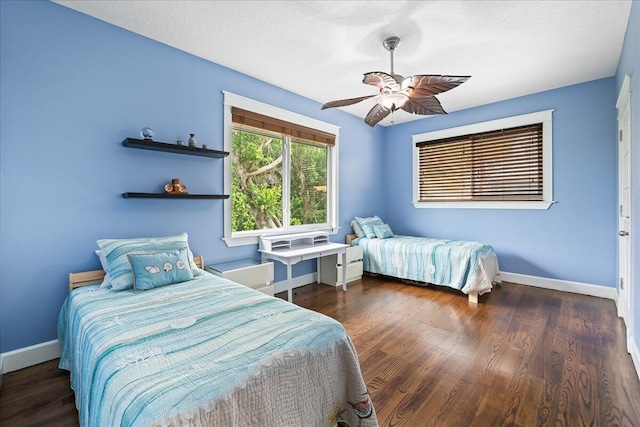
58 234 377 427
350 217 500 302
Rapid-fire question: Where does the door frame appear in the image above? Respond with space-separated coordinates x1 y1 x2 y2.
616 73 633 350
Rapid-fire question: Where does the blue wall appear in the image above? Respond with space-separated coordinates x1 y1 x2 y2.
0 0 627 355
615 1 640 357
381 78 618 287
0 1 384 353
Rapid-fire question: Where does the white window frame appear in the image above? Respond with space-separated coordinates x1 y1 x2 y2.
222 92 340 247
412 109 554 210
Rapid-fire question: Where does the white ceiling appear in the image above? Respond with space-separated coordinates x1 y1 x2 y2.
54 0 632 127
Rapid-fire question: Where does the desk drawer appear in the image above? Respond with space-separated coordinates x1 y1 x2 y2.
343 246 363 264
319 248 364 287
336 261 364 285
299 247 344 262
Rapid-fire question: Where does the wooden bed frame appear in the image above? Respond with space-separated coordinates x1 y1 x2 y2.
68 256 204 292
346 234 480 303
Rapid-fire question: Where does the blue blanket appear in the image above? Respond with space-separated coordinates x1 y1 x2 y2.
353 235 499 294
59 273 377 426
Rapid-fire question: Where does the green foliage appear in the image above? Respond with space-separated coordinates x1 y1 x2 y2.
290 140 327 225
231 128 327 232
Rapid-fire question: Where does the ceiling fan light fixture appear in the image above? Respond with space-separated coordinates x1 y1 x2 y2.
379 93 408 111
321 36 470 127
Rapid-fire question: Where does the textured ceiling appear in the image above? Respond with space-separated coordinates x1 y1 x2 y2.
54 1 632 126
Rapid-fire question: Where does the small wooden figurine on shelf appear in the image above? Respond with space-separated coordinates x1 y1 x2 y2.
164 178 188 195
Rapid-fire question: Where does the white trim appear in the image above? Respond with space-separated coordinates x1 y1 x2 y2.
501 271 617 300
222 91 340 247
273 272 317 294
412 201 554 210
412 110 553 142
223 92 341 135
223 235 259 248
630 335 640 381
616 73 634 334
223 94 233 245
1 340 61 373
412 110 554 210
616 73 632 110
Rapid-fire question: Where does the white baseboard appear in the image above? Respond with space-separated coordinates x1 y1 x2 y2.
273 272 317 294
630 335 640 381
500 271 617 300
1 339 61 374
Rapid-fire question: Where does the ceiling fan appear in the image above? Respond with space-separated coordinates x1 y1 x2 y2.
321 36 470 127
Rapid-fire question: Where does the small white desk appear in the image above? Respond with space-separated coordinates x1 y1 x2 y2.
260 242 349 302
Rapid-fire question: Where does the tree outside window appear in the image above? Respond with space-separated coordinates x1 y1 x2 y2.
231 127 328 233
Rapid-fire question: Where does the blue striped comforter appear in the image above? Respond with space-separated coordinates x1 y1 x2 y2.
58 273 377 427
353 235 500 295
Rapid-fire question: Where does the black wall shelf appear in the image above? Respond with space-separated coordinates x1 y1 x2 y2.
123 192 229 199
122 138 229 158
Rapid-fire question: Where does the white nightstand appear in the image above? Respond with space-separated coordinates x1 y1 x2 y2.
205 259 274 296
319 245 364 286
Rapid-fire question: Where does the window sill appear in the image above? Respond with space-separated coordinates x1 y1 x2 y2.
223 225 339 247
412 201 555 210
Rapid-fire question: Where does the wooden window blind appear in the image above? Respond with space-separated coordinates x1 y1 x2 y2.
416 123 543 202
232 107 335 146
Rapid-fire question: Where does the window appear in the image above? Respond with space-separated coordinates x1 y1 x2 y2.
412 110 554 210
223 92 340 246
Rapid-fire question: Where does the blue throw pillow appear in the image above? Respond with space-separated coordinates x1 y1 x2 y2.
373 223 394 239
355 216 384 239
128 247 194 293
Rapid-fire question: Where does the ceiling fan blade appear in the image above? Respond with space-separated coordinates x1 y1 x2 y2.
364 103 391 127
320 35 470 127
404 75 470 97
400 96 447 115
321 94 377 110
363 72 401 89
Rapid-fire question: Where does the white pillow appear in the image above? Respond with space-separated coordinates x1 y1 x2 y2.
95 249 111 289
350 220 365 238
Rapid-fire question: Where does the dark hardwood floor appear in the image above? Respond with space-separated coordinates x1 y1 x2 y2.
1 277 639 426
